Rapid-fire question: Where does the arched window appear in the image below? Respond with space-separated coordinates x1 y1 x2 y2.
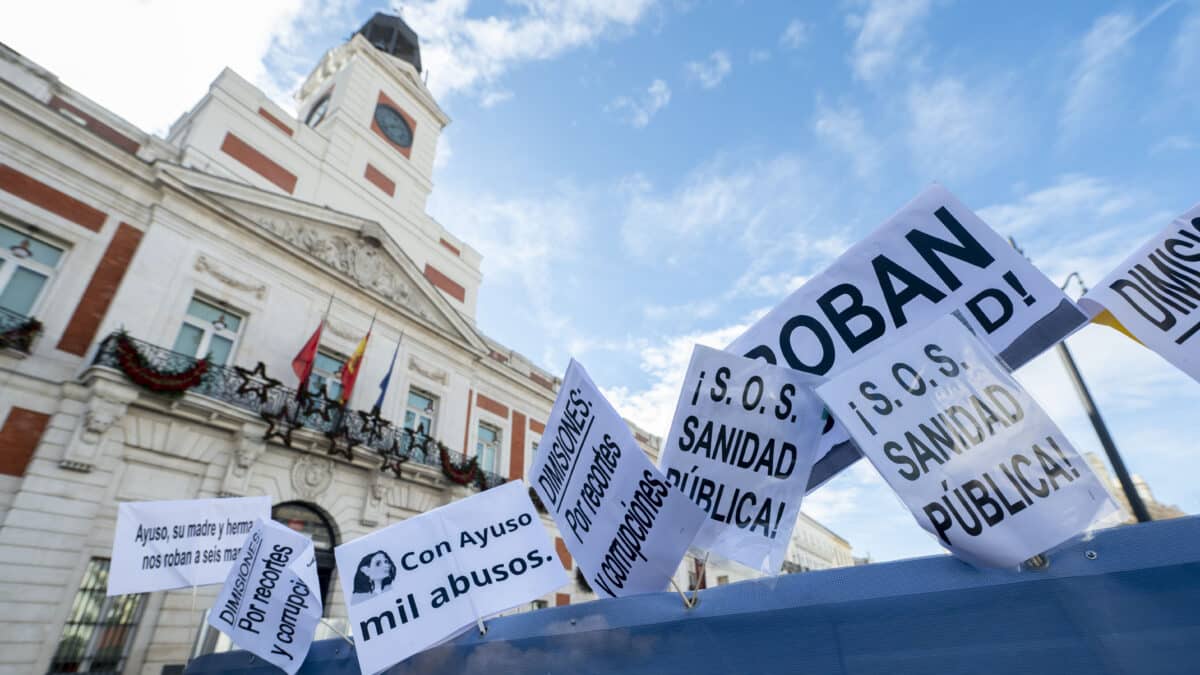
272 502 338 614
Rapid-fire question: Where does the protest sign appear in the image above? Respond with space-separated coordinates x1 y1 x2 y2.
531 359 705 598
728 185 1088 493
659 345 825 573
1079 203 1200 383
816 314 1118 568
207 519 321 675
108 495 271 595
334 480 566 674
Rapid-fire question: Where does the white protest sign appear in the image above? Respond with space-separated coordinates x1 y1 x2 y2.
530 359 705 598
108 495 271 595
207 519 321 675
334 480 566 674
816 314 1118 568
1079 203 1200 382
659 345 825 573
729 184 1088 493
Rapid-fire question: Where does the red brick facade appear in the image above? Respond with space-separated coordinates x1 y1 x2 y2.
49 96 140 154
0 408 50 476
423 264 465 302
219 132 298 194
257 107 294 136
0 164 107 232
509 411 526 479
555 537 572 571
57 222 143 356
363 163 396 197
476 392 509 419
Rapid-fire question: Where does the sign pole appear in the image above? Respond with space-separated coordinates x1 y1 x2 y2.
1005 242 1153 525
1055 334 1152 523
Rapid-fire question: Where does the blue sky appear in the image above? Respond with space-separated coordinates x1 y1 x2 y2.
4 0 1198 563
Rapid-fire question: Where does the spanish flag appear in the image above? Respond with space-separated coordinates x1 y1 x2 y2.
339 323 372 405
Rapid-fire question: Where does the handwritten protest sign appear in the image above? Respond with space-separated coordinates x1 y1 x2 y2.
1080 203 1200 382
817 314 1118 568
659 345 825 573
108 496 270 595
729 185 1088 493
334 480 566 674
207 519 321 675
531 359 705 598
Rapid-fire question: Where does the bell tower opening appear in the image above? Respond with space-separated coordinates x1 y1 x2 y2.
357 12 422 73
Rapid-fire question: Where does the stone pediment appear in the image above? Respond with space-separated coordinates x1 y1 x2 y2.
162 165 485 351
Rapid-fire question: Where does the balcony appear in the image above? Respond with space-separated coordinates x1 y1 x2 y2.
91 331 506 490
0 306 41 353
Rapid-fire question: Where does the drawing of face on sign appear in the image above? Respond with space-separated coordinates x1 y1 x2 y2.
352 550 396 604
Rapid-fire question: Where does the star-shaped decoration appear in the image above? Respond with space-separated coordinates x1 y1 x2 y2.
233 362 282 405
356 408 390 446
380 435 410 477
325 413 359 462
261 407 298 448
299 388 337 426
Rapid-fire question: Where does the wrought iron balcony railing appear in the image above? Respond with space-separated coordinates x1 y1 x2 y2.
0 306 41 353
92 332 506 489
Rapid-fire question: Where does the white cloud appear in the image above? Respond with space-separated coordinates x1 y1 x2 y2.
905 77 1016 181
780 20 809 49
1151 135 1198 153
479 89 514 108
617 153 847 275
426 180 591 366
0 0 351 134
1060 3 1176 139
402 0 659 101
433 130 453 170
813 100 882 178
1167 8 1200 92
607 79 671 128
604 321 754 436
846 0 932 82
978 175 1134 235
977 174 1168 286
685 50 732 89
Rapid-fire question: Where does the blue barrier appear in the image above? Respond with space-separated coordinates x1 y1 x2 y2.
186 515 1200 674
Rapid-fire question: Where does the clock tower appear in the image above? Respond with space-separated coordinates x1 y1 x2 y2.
166 13 477 314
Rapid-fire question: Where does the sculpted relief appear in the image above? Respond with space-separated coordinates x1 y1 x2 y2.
251 213 448 332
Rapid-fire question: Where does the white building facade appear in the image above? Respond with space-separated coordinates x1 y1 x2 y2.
0 16 853 674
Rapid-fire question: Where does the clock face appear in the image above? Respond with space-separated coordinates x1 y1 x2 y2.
305 94 330 127
374 104 413 148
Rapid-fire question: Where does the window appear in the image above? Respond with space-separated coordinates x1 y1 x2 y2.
717 575 730 586
308 351 344 400
0 223 63 319
531 599 548 611
403 388 438 438
272 502 337 614
48 558 146 674
305 94 331 128
476 422 501 475
171 297 242 366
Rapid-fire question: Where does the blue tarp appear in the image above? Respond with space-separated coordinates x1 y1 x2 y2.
187 515 1200 674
